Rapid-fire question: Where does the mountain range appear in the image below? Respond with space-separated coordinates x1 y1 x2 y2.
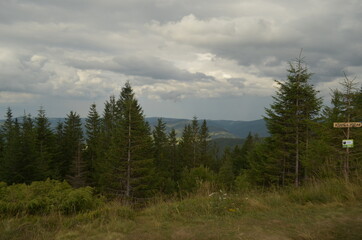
0 117 269 140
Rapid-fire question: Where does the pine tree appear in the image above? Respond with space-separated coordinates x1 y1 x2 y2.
179 124 194 169
96 96 121 192
218 149 235 190
199 119 211 166
191 117 200 167
84 103 102 186
153 118 175 193
168 128 180 182
53 121 65 179
34 107 56 179
118 82 155 198
102 82 155 198
0 108 19 183
58 111 85 182
264 56 322 186
19 113 38 183
232 133 255 177
248 139 281 186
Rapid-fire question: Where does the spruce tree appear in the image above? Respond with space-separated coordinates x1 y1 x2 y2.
232 133 255 177
199 119 211 167
218 149 235 190
168 128 180 182
84 103 102 186
58 111 84 181
96 96 121 192
34 107 56 179
191 117 200 167
103 82 155 198
118 82 155 198
1 108 21 183
153 118 175 193
19 114 38 183
264 56 322 186
179 124 194 169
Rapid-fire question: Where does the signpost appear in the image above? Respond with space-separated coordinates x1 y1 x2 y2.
333 121 360 181
333 122 360 149
333 122 362 128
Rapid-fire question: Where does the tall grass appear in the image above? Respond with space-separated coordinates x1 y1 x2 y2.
1 178 361 240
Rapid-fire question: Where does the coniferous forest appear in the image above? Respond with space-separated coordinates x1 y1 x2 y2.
1 57 362 198
1 57 362 239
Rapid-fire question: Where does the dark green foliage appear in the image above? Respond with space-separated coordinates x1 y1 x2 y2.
18 114 38 183
0 108 21 183
0 179 102 216
101 82 155 199
179 166 215 193
56 111 85 186
153 118 175 194
248 139 281 186
179 124 194 168
232 132 255 176
84 103 102 186
218 149 235 190
264 56 322 186
179 117 212 170
34 108 56 179
168 128 180 182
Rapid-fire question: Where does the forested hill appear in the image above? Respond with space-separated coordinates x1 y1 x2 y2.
0 117 268 139
146 117 268 139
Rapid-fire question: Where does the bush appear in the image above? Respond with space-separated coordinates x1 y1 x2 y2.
0 179 103 216
179 166 215 193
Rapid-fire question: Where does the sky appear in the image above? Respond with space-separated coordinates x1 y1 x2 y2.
0 0 361 121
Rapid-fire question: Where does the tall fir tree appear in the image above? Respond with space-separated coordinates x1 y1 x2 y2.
118 82 155 198
102 82 155 198
264 56 322 186
179 123 194 169
232 132 256 177
0 108 20 183
168 128 180 182
84 103 102 186
153 118 175 193
34 107 56 179
57 111 85 182
199 119 211 167
19 113 38 183
97 96 121 192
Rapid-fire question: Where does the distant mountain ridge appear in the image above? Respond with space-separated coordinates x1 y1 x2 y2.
0 117 269 140
146 117 268 139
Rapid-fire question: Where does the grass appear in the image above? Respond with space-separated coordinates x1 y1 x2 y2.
1 179 361 240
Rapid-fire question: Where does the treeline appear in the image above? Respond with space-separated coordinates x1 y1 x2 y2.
0 57 361 200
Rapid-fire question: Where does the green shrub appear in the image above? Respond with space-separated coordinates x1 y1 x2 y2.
0 179 103 216
179 166 215 193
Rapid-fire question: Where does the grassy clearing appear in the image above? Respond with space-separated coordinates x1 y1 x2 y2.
1 179 361 240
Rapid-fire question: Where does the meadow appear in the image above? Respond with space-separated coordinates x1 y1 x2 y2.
1 179 361 240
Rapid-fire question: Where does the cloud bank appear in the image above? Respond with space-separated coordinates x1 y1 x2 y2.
0 0 361 120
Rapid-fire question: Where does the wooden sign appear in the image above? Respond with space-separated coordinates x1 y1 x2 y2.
333 122 362 128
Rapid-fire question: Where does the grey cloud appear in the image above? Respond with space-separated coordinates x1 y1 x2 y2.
1 0 361 120
68 56 215 82
227 78 246 89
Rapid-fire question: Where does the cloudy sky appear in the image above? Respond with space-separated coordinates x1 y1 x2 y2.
0 0 361 120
